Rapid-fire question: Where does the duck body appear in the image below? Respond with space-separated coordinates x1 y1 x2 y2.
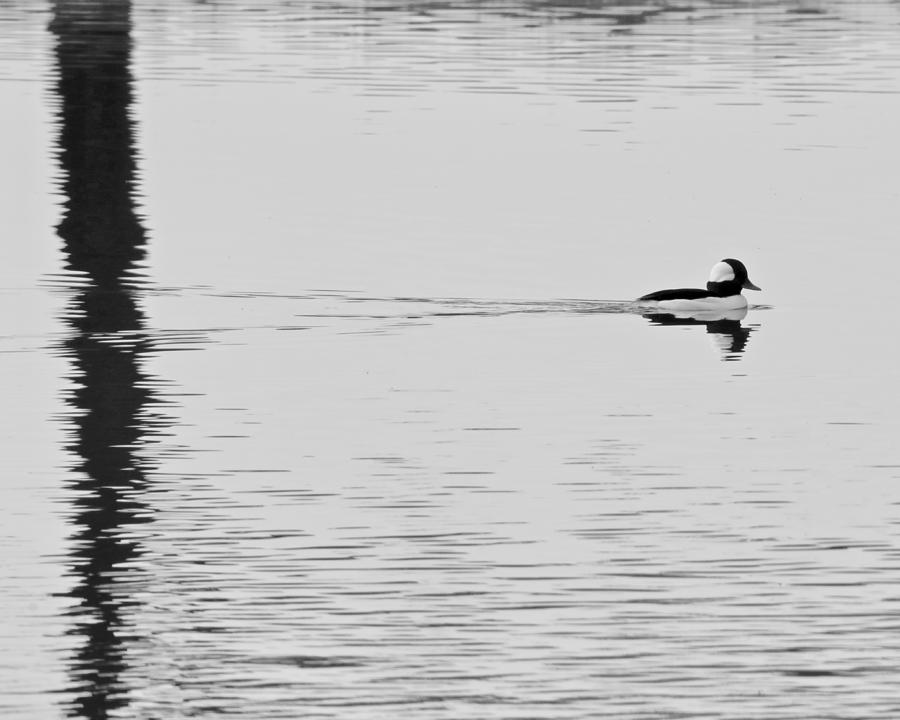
636 258 760 311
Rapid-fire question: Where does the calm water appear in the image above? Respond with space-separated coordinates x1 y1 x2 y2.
3 1 900 718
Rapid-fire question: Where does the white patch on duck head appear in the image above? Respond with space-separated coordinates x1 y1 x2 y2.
708 261 735 283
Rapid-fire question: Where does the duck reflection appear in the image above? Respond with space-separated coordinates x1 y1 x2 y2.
51 1 163 718
642 307 757 361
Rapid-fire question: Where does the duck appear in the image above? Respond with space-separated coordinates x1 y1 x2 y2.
636 258 761 311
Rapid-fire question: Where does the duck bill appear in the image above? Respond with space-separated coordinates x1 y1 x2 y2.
743 279 761 291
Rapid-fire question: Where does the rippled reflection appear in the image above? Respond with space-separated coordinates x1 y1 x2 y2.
131 0 900 115
52 2 160 717
643 308 759 361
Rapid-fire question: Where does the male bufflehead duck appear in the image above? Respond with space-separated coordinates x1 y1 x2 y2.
636 258 761 311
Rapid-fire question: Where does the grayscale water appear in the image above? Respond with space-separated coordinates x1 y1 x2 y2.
3 1 900 718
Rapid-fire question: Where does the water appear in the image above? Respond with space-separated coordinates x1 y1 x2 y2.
3 1 900 717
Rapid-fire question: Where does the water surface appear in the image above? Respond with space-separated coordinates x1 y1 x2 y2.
3 1 900 718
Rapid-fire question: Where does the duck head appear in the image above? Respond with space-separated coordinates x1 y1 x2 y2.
707 258 761 297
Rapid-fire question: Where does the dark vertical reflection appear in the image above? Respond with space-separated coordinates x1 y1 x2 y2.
51 2 161 717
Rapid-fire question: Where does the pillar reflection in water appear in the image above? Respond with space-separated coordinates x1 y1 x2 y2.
52 2 164 717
